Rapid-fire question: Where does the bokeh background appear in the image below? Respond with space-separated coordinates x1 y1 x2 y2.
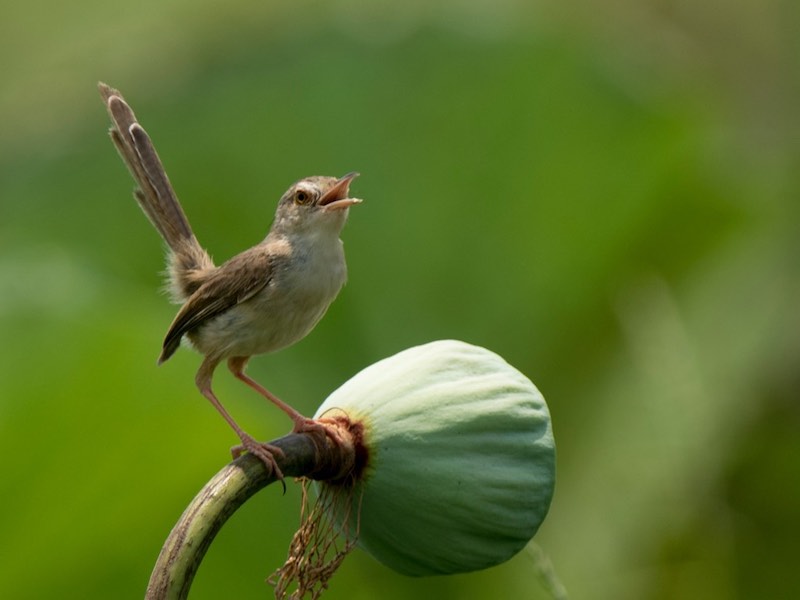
1 1 798 598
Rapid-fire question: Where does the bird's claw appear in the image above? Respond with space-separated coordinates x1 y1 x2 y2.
232 435 286 490
292 416 327 436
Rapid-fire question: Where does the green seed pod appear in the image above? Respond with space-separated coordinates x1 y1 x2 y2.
314 340 556 577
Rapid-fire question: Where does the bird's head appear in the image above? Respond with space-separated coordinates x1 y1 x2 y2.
273 172 361 235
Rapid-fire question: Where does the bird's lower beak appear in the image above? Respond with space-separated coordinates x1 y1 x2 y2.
320 172 362 210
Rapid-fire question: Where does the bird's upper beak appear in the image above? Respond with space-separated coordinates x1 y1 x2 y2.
319 172 362 210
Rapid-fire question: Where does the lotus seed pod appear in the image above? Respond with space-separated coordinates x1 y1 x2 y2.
314 340 555 577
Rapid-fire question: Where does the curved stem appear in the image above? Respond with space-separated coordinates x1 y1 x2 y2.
145 431 334 599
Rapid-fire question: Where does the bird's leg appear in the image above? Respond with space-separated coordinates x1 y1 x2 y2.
227 356 325 435
196 356 285 481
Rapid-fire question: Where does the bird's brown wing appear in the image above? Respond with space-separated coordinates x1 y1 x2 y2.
158 248 273 363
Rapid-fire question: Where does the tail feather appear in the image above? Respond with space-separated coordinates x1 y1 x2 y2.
100 83 195 250
128 123 195 245
100 82 214 300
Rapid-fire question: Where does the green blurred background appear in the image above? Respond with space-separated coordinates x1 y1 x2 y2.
1 1 798 598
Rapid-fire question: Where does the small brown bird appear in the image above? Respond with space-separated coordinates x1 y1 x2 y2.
99 83 361 477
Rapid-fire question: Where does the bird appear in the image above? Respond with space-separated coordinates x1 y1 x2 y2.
99 82 361 478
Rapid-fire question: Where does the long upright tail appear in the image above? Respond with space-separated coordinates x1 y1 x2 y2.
99 83 213 300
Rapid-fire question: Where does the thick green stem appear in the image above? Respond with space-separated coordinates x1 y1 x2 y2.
145 426 353 600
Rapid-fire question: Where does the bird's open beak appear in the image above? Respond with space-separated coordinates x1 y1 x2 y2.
319 172 362 210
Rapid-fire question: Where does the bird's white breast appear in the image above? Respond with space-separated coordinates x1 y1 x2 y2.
192 232 347 359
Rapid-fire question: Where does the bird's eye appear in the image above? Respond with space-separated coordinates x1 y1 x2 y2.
294 190 311 205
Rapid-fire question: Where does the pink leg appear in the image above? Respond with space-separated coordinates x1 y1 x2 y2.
227 356 324 435
196 356 284 480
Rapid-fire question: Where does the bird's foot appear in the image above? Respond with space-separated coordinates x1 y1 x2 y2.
231 434 286 484
291 415 328 436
